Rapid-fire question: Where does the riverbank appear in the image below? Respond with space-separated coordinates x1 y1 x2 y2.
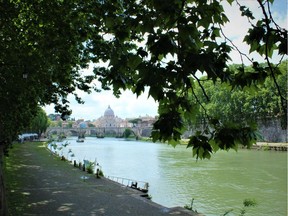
3 141 200 216
179 139 288 151
250 142 288 151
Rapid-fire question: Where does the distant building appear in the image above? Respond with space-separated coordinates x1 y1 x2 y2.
92 106 157 138
78 121 88 129
137 115 156 127
93 105 130 128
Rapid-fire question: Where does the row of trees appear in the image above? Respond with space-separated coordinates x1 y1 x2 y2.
183 61 286 158
26 108 50 138
189 61 287 127
0 0 286 158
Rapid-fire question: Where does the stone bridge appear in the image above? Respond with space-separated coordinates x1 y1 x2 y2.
46 126 153 138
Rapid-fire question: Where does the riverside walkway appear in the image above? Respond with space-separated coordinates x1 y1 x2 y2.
4 142 199 216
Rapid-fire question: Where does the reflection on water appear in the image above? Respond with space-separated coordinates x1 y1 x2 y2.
57 137 287 216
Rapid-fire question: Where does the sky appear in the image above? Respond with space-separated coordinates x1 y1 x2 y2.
44 1 287 121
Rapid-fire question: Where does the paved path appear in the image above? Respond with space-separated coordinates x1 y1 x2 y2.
4 142 199 216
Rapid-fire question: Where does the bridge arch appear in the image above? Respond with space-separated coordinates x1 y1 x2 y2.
45 126 152 138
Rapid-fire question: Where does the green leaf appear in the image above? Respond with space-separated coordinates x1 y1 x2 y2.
209 139 219 152
227 0 234 5
133 83 145 97
258 45 266 56
278 39 287 55
148 86 162 100
151 130 160 142
220 13 229 23
168 139 178 147
158 54 164 60
249 42 259 53
105 16 115 28
198 147 204 159
127 55 142 70
187 133 212 159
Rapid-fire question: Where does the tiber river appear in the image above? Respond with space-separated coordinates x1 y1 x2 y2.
54 137 287 216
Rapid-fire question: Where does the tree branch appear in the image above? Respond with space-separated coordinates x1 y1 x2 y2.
219 25 253 66
257 0 287 111
192 73 209 102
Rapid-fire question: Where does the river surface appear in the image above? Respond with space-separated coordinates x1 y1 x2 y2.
53 137 287 216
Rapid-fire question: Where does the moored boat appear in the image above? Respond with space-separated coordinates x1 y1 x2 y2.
76 138 84 142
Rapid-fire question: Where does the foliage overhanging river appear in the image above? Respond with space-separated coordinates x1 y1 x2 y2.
53 137 287 216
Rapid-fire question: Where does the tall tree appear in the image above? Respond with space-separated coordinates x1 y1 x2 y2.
29 108 50 138
0 0 97 152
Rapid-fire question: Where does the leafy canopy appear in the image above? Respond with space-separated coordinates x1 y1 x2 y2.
0 0 287 158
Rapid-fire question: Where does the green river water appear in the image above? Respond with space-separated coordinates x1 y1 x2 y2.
58 137 287 216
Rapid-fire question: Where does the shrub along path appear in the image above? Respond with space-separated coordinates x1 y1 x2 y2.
4 142 198 216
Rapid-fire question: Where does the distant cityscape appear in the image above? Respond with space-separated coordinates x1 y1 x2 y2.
48 105 157 129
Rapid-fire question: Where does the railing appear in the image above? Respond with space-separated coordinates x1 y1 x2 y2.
106 175 149 192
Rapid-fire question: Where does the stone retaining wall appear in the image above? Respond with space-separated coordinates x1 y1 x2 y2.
183 118 287 143
258 119 287 142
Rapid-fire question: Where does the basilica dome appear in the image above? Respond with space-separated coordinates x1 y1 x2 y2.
104 105 115 117
79 121 87 128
